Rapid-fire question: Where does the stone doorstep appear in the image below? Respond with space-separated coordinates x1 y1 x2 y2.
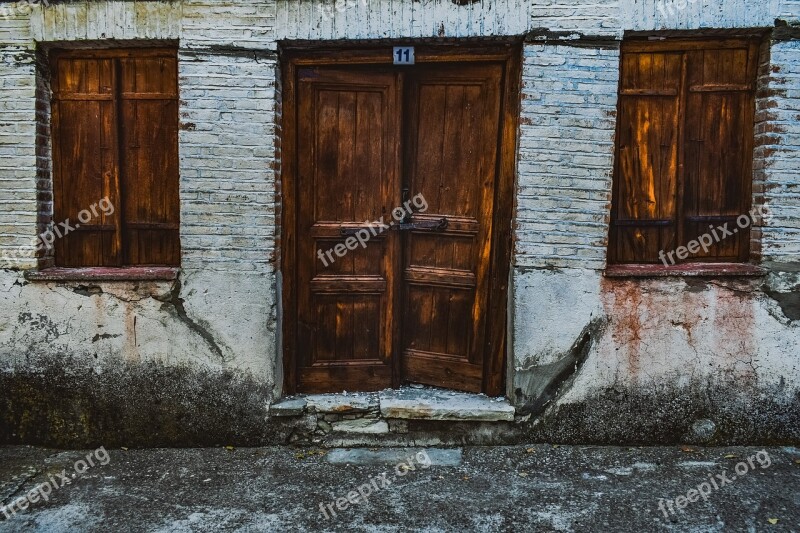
306 392 380 414
378 389 516 422
330 419 389 435
269 397 307 417
270 387 516 423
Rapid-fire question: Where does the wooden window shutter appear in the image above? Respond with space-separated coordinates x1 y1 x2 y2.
52 57 122 267
51 49 180 267
118 55 180 265
610 38 760 265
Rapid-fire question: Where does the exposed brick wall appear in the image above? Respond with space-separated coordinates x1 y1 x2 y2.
34 47 53 269
751 37 773 263
515 42 619 271
273 53 283 268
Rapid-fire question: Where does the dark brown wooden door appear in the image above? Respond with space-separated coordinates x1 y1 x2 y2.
400 64 503 393
287 51 514 395
295 68 402 392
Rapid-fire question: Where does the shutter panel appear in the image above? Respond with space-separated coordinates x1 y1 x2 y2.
52 56 122 267
682 42 759 262
118 54 180 265
611 51 682 263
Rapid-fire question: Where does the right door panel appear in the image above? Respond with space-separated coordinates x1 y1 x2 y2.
400 63 504 393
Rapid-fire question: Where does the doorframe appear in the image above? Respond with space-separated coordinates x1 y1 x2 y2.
279 39 522 397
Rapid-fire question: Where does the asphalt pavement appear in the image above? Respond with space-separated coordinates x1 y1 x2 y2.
0 444 798 532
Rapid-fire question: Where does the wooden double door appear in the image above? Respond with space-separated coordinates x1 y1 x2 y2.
282 45 518 395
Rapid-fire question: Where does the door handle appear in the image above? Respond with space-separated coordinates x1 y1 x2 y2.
394 218 448 232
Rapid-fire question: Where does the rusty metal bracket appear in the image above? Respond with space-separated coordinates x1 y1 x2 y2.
394 218 448 231
339 218 448 236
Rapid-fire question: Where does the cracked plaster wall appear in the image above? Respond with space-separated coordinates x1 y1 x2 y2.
512 269 800 395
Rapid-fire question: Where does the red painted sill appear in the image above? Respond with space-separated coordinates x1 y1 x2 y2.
24 267 180 282
604 263 768 278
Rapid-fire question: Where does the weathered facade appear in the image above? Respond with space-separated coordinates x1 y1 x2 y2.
0 0 798 447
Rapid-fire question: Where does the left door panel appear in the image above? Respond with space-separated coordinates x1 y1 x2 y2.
295 68 401 393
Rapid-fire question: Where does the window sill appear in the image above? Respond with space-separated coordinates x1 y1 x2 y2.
604 263 768 279
24 267 180 282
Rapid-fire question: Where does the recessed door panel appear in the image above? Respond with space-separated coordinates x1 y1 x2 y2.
401 64 503 393
295 68 401 392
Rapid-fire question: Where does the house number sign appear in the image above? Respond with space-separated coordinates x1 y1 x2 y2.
393 46 415 65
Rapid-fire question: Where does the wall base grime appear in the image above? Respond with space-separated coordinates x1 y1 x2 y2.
2 358 797 447
526 383 800 446
0 356 279 448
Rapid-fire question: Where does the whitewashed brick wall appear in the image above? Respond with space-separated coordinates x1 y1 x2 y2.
781 0 800 18
30 0 181 42
274 0 532 40
760 38 800 261
178 51 278 272
0 13 37 269
0 0 798 275
183 0 274 48
0 0 797 418
620 0 780 31
516 43 619 270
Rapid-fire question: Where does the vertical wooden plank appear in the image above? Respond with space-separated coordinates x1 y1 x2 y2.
611 49 681 263
281 56 298 394
675 50 689 261
110 57 123 265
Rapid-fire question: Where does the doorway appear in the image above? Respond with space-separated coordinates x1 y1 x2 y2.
281 42 520 396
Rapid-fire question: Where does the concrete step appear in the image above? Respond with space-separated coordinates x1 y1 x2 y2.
269 386 519 446
378 388 515 422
